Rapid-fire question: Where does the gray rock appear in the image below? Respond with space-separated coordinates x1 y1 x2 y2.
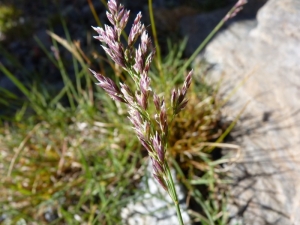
196 0 300 224
121 160 191 225
180 0 268 56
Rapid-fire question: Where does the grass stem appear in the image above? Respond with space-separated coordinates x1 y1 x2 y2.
176 20 225 83
165 163 184 225
175 1 244 83
148 0 163 78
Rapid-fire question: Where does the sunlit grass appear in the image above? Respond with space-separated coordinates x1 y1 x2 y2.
0 0 244 224
0 98 144 224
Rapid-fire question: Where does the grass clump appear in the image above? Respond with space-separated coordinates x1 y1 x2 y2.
0 14 143 223
0 97 143 224
0 0 247 224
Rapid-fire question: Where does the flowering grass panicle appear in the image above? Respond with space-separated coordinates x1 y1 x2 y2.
90 0 193 223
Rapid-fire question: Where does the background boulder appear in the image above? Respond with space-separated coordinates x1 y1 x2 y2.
197 0 300 224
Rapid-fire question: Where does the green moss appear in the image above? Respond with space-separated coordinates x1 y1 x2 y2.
0 5 22 33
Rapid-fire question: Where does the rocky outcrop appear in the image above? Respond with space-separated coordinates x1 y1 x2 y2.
121 161 190 225
198 0 300 224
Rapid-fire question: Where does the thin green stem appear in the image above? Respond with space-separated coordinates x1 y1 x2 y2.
175 2 241 84
165 163 184 225
148 0 163 78
87 0 103 27
176 20 225 83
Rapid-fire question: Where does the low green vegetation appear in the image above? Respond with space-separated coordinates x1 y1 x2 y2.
0 0 244 224
0 5 21 33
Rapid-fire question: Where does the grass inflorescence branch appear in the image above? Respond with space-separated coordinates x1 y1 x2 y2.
90 0 193 223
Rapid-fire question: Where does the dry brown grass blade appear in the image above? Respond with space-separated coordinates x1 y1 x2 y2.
74 40 92 65
47 31 85 66
7 123 41 177
87 0 103 27
57 137 68 176
189 160 209 171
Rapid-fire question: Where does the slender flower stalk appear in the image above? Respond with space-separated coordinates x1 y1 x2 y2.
223 0 248 22
89 0 246 224
90 1 192 224
177 0 247 79
171 70 193 116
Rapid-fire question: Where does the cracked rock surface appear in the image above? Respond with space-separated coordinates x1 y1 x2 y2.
197 0 300 224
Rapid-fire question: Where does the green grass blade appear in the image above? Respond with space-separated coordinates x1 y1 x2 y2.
0 63 30 98
34 36 58 67
148 0 163 78
61 17 83 95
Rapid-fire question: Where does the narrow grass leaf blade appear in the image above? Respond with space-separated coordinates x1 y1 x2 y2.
0 63 30 98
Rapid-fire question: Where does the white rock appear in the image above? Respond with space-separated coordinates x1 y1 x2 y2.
197 0 300 224
121 161 191 225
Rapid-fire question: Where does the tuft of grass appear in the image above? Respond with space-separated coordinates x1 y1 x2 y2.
0 114 144 224
148 38 237 224
0 0 246 224
0 14 145 223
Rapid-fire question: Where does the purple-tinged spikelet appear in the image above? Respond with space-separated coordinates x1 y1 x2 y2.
128 107 142 128
128 12 145 47
89 69 125 103
139 74 151 109
119 10 130 31
159 100 168 135
120 83 135 105
153 174 167 191
136 93 147 110
224 0 247 22
107 0 117 15
153 94 160 111
182 70 192 96
140 74 151 97
171 70 193 115
106 0 130 36
151 157 164 175
134 45 144 74
152 132 165 163
140 31 151 54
